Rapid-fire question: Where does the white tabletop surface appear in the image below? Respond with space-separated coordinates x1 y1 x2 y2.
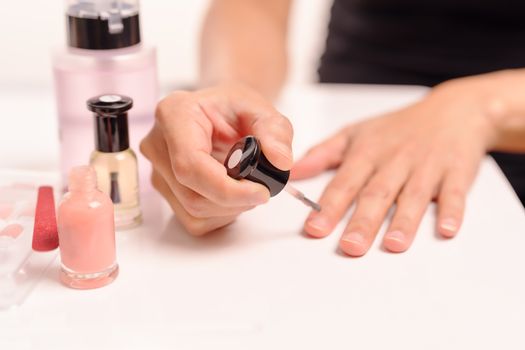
1 84 524 350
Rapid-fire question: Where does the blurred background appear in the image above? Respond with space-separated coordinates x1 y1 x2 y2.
0 0 331 91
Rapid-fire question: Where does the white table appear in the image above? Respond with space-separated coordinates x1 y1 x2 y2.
1 85 524 350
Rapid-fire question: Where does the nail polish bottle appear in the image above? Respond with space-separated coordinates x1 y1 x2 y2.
225 136 290 196
57 166 118 289
88 94 142 229
224 136 321 211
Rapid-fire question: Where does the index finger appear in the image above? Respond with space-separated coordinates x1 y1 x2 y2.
226 86 294 171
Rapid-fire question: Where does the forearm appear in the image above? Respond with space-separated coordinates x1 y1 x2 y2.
199 0 291 100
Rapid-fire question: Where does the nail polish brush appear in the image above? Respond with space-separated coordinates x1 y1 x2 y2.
224 136 321 211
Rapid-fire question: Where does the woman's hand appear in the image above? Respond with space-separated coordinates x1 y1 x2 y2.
292 77 501 256
140 83 293 235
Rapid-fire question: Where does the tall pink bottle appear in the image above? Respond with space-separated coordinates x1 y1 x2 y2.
58 165 118 289
52 0 158 190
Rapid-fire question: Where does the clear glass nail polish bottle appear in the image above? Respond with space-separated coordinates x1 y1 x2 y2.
57 166 118 289
88 94 142 229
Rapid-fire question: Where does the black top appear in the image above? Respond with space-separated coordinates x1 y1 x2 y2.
66 2 141 50
224 136 290 197
67 14 141 50
319 0 525 86
318 0 525 205
87 94 133 153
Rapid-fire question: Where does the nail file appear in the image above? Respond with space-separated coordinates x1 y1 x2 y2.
32 186 59 252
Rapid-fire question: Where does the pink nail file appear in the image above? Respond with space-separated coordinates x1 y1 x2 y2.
32 186 59 252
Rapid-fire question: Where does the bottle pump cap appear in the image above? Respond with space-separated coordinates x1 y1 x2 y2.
66 0 141 50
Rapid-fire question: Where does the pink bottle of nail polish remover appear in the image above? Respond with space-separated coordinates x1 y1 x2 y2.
57 166 118 289
52 0 158 190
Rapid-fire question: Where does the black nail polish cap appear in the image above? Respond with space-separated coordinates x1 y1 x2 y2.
87 94 133 153
224 136 290 197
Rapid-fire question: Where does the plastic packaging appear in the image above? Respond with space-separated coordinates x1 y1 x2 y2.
0 170 60 310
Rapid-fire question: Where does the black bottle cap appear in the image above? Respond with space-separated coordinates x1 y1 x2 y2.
224 136 290 197
67 4 140 50
87 94 133 153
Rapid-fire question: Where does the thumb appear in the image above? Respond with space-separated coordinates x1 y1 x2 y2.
247 114 294 171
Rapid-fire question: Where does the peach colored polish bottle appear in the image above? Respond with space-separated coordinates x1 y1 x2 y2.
57 166 119 289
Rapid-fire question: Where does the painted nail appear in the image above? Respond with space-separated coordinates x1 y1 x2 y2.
305 215 331 237
0 223 24 239
0 203 13 220
440 218 458 237
384 230 407 253
340 232 367 256
19 203 36 218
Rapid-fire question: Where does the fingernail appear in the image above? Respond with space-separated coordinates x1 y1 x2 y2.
340 232 367 257
250 190 269 205
305 215 331 237
384 230 407 253
440 218 458 237
274 143 293 162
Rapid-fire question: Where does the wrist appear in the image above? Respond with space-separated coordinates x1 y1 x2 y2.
474 70 525 151
429 77 502 150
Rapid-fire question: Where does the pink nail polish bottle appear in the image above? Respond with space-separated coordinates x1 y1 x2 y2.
57 166 119 289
